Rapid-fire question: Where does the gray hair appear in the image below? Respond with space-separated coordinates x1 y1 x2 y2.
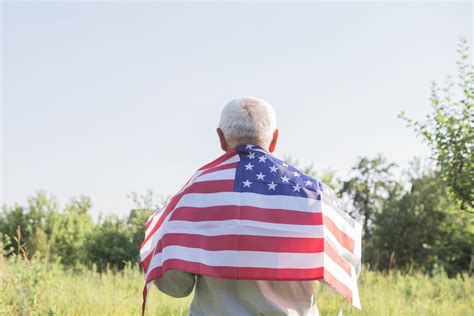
218 96 277 149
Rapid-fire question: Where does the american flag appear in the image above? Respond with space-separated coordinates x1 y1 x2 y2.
140 144 362 314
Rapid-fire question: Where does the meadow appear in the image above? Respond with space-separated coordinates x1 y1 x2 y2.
1 256 472 316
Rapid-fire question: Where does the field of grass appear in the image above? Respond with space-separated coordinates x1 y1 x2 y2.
1 256 473 316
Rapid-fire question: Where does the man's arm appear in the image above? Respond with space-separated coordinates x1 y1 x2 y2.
154 270 196 298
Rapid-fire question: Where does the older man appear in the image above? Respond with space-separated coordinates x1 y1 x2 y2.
154 97 319 316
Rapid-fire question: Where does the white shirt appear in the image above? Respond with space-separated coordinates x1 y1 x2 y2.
155 271 319 316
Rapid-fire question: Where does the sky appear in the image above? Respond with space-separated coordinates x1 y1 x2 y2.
2 1 472 218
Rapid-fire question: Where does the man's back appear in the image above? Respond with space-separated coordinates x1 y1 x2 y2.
156 271 319 316
146 97 325 315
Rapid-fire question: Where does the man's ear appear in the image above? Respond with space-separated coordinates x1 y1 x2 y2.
269 129 279 153
217 128 228 152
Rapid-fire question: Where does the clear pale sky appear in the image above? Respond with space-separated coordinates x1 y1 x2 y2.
2 2 472 217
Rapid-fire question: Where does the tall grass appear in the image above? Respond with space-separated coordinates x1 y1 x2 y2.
1 255 472 315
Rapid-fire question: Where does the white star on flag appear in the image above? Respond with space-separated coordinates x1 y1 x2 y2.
245 145 254 149
293 184 302 192
256 172 266 180
247 152 256 159
267 181 277 190
281 175 290 183
244 163 254 171
269 165 278 173
292 171 301 178
258 155 268 163
305 180 313 187
242 179 252 188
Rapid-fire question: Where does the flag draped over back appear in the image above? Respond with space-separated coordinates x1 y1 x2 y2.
140 145 362 313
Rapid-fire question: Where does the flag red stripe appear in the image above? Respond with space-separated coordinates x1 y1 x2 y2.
324 269 353 305
154 233 325 253
323 214 355 253
169 205 323 225
198 150 237 171
142 251 153 273
140 180 235 249
198 162 238 176
184 180 235 194
141 233 324 273
145 212 156 231
144 239 352 277
141 285 148 316
146 259 324 283
324 240 351 276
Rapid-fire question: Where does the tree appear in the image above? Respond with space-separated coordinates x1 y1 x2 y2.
24 191 59 258
127 208 153 264
400 38 474 211
85 215 136 271
54 196 94 265
340 155 398 241
369 166 473 276
0 204 29 256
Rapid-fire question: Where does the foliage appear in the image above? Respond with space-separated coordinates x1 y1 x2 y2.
367 166 474 276
0 191 154 271
400 38 474 211
54 196 94 266
85 215 136 272
339 155 398 240
1 257 473 316
0 192 60 260
127 190 167 211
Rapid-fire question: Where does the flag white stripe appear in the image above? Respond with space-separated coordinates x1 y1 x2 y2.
194 168 236 183
162 220 325 238
177 154 240 194
218 154 240 165
141 218 325 262
322 201 356 237
146 246 325 278
324 228 359 268
176 192 322 213
324 254 354 291
145 211 160 237
324 254 361 309
350 264 361 309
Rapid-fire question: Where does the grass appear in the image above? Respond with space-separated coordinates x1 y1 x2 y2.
1 256 473 316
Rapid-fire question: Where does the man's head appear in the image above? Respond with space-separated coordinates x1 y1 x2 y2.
217 96 278 152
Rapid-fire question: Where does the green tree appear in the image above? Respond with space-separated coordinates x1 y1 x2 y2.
25 191 59 258
340 155 398 241
0 204 29 256
400 38 474 211
85 215 135 271
55 196 94 265
369 166 473 276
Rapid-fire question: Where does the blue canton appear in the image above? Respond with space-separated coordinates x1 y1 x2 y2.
234 144 324 200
